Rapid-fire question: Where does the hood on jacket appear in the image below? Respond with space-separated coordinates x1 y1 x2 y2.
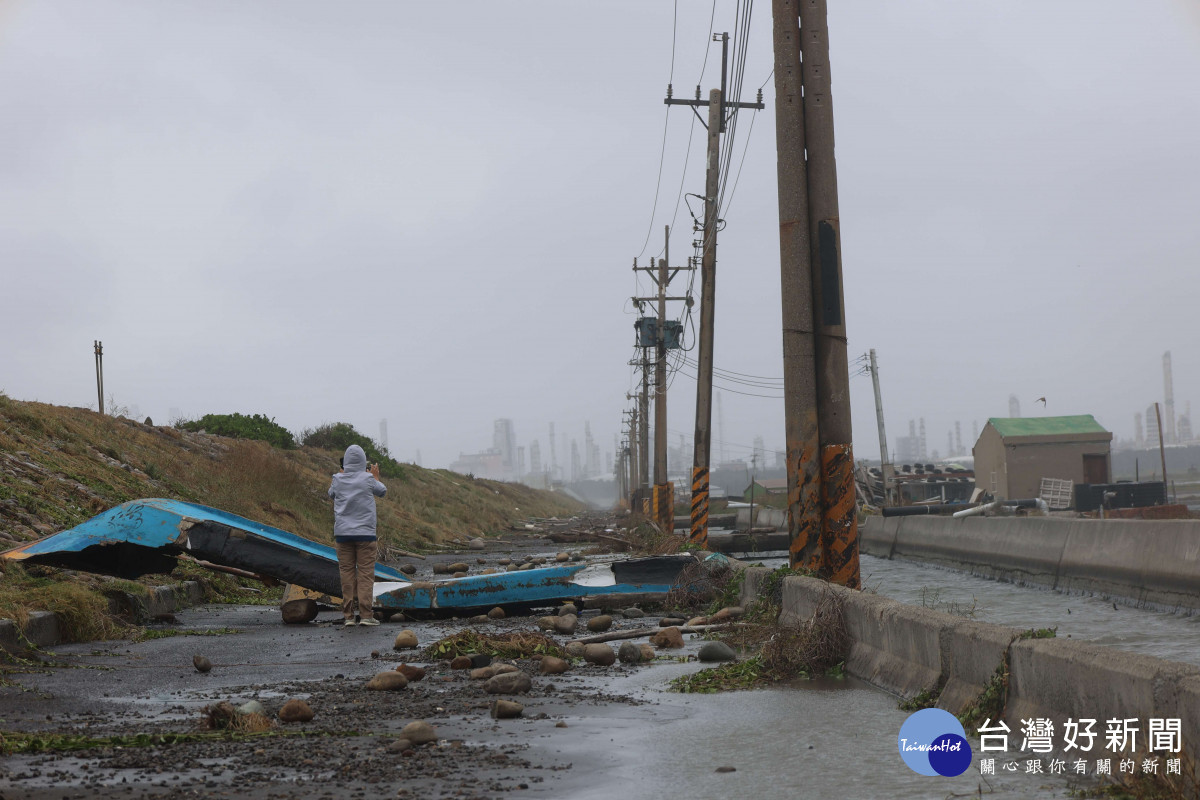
342 444 367 473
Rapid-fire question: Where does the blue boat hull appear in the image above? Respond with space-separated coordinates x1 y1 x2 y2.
1 499 693 611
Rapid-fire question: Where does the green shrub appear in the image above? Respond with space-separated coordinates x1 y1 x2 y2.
299 422 404 479
176 413 296 449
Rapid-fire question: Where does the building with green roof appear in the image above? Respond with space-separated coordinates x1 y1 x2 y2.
974 415 1112 502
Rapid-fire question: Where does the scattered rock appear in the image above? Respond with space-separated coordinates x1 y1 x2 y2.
532 557 547 565
395 664 426 681
586 615 613 633
555 721 568 728
193 655 212 674
237 700 266 717
617 642 644 664
470 666 496 680
639 644 656 661
558 603 578 616
686 616 708 627
469 614 489 624
281 598 319 624
539 656 570 674
710 606 745 622
447 562 470 573
468 538 486 551
660 617 686 627
400 721 437 745
385 738 413 754
371 650 381 659
450 655 473 670
621 607 645 619
715 766 736 773
488 607 506 619
552 614 577 635
469 653 493 668
278 699 315 723
476 557 487 564
518 563 535 571
498 558 512 566
555 552 570 562
432 563 451 575
537 616 558 631
452 572 468 579
650 627 684 649
564 641 585 658
698 641 738 662
492 663 519 675
582 644 616 666
366 672 409 691
480 568 498 575
399 564 417 575
483 671 532 694
506 564 520 572
490 699 524 719
393 630 418 650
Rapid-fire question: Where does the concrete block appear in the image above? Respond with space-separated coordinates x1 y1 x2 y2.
738 566 771 609
1007 637 1200 741
0 619 19 654
892 516 1071 587
859 515 898 558
937 619 1018 716
1165 674 1200 765
22 611 61 649
1058 520 1200 610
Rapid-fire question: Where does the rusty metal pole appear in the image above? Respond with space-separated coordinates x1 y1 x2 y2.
772 0 822 572
798 0 859 588
690 89 723 548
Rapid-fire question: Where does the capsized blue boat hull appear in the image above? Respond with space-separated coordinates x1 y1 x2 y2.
1 499 696 612
372 555 694 610
0 498 406 598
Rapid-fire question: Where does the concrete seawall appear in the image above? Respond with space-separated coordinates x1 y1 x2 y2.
862 514 1200 612
744 569 1200 760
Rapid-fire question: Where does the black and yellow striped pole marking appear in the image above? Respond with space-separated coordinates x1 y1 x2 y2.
787 438 823 574
689 467 709 547
653 482 675 533
820 443 859 588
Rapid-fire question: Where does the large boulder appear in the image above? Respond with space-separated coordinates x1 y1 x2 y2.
539 656 570 674
281 599 319 624
393 630 418 650
483 671 532 694
278 698 314 723
650 627 684 649
366 671 409 691
400 721 437 745
582 644 616 666
698 641 738 662
552 614 577 635
586 615 613 633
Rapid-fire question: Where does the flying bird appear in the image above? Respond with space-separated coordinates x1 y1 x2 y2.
1036 397 1047 407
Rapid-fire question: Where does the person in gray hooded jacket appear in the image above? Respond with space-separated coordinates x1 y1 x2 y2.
328 444 387 626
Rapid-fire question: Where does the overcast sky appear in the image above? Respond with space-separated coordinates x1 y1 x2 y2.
3 1 1198 472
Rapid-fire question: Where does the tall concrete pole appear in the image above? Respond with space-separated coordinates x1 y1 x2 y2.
627 408 640 507
639 354 651 500
869 349 893 505
654 237 672 530
799 0 859 588
771 0 822 572
689 88 723 548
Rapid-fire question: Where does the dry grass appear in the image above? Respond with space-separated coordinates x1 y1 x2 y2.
201 702 275 733
760 590 847 678
665 560 736 614
422 629 564 660
0 395 582 642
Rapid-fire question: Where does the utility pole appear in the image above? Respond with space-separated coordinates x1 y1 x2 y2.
773 0 859 587
868 349 893 505
93 340 105 415
632 236 695 530
639 356 651 510
625 405 640 509
665 32 764 548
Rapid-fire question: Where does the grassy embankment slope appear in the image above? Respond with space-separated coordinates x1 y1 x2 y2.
0 394 582 638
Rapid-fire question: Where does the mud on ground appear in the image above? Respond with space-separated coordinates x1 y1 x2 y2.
0 535 703 800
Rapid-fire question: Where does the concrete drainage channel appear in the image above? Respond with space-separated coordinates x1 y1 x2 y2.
744 568 1200 767
0 581 207 653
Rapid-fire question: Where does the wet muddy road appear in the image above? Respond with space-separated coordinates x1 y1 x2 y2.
0 540 1098 800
